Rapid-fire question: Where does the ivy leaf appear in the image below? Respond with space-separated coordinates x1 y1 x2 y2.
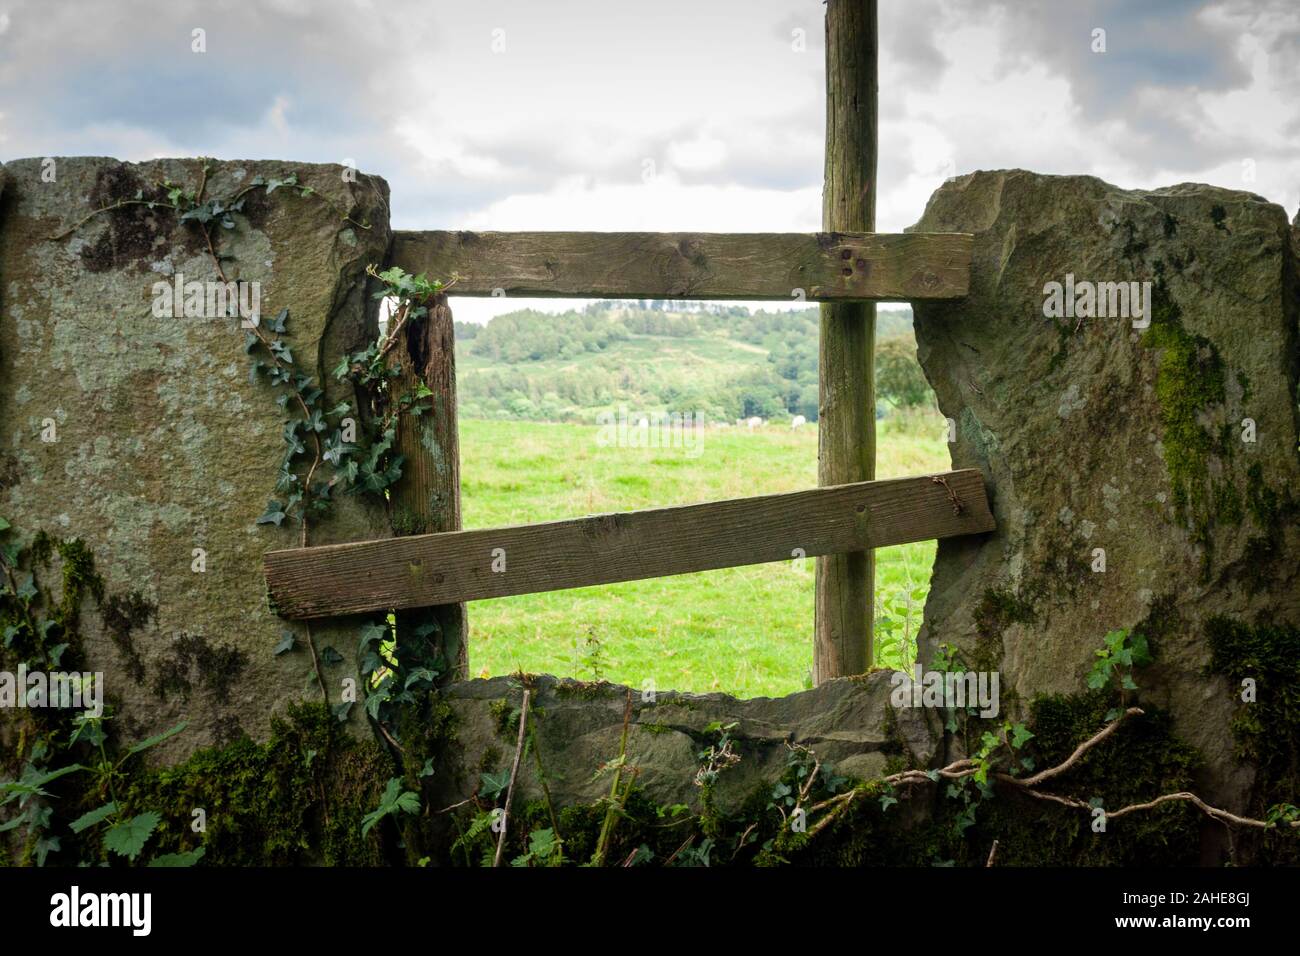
403 667 436 690
479 770 510 801
320 646 343 666
268 339 293 365
267 308 289 333
274 631 296 656
879 793 898 812
0 517 10 532
358 622 388 654
35 835 61 866
359 652 383 677
104 812 161 861
1010 725 1035 749
332 701 354 723
256 500 287 526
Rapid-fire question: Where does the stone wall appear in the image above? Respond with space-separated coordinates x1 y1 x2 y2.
910 171 1299 829
2 159 1295 864
0 157 392 760
431 673 940 818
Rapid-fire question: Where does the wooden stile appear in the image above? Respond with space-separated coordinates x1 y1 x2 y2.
816 0 879 683
389 230 970 302
264 469 994 621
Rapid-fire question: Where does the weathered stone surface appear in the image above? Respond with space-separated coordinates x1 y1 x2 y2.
0 157 393 759
909 171 1299 816
433 673 941 815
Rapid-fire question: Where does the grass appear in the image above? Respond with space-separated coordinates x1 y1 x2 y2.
458 407 951 699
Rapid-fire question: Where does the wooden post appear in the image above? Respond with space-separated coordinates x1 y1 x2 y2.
815 0 877 683
388 292 468 682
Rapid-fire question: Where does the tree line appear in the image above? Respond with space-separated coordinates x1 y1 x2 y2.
453 302 933 423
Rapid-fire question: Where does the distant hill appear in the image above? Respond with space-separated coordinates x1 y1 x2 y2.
453 301 928 423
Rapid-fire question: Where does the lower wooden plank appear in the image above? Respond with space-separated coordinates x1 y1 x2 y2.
264 469 994 620
389 230 972 302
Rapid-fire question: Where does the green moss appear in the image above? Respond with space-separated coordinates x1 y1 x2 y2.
552 679 617 701
1212 480 1243 525
968 691 1202 866
1245 463 1281 527
1141 280 1228 535
1236 369 1252 403
53 537 104 627
970 587 1035 672
119 702 391 866
388 505 425 536
488 698 516 740
1204 615 1300 863
1235 464 1296 592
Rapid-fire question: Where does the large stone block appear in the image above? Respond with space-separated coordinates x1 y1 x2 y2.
434 673 941 816
0 157 393 759
910 171 1299 820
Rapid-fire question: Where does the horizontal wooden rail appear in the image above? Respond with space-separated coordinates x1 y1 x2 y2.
264 470 994 620
389 231 971 302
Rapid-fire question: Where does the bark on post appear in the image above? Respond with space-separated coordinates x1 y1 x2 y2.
815 0 878 683
388 292 468 682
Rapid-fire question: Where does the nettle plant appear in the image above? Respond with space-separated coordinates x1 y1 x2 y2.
0 519 197 866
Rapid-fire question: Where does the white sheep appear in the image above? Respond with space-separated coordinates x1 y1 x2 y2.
790 415 807 429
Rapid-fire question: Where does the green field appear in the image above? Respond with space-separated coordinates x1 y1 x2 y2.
459 409 950 698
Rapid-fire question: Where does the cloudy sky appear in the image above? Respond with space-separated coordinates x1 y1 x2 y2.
1 0 1295 321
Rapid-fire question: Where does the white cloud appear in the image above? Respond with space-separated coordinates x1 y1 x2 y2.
463 173 820 232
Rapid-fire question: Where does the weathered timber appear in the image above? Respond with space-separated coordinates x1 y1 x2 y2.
811 0 883 681
389 230 970 302
264 470 995 620
386 291 468 682
816 0 879 683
